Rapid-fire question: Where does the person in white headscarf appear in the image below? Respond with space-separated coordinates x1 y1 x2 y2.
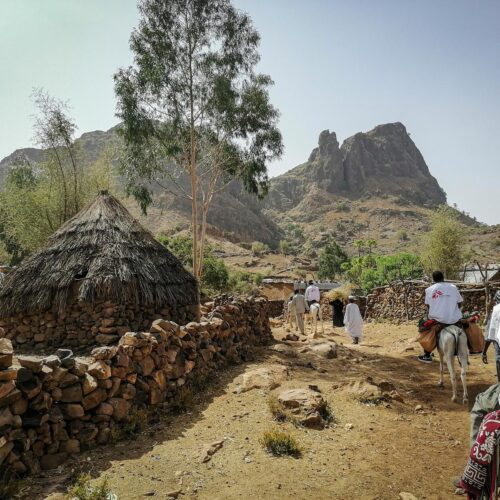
344 296 363 344
482 291 500 380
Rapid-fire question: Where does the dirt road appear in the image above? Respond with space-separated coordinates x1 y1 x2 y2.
33 322 497 500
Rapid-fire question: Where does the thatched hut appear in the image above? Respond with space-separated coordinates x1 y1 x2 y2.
0 191 198 349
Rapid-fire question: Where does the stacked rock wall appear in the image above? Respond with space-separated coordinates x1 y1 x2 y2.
0 298 270 475
365 282 500 322
0 298 198 352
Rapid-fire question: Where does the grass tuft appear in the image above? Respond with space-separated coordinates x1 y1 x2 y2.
261 428 302 457
110 407 149 442
68 474 114 500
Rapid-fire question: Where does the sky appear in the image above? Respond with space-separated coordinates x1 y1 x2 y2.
0 0 499 224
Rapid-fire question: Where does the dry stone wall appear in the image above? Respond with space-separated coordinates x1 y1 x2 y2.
0 298 270 475
0 297 198 352
365 282 500 322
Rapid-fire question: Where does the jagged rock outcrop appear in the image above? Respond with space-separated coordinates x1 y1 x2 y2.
266 122 447 211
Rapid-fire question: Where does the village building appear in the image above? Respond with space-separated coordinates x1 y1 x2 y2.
0 191 198 350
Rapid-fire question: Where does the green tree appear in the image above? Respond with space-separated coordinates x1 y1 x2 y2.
202 255 229 292
114 0 283 281
421 205 468 279
251 241 269 257
341 253 423 293
365 239 377 255
318 240 348 279
353 239 365 257
280 240 293 256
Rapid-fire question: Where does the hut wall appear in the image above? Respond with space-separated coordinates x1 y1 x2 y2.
365 282 500 322
0 297 198 352
0 297 271 475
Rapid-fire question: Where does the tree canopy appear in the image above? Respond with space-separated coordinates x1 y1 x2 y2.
114 0 283 280
421 205 468 279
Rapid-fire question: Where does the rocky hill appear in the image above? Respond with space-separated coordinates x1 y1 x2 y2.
2 122 499 264
265 122 446 212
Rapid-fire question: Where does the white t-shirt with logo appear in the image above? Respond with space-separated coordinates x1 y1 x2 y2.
305 285 320 302
424 282 463 324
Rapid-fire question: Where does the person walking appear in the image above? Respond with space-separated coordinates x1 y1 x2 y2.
482 291 500 380
330 297 344 328
305 280 320 308
344 296 363 344
418 270 463 363
291 289 308 335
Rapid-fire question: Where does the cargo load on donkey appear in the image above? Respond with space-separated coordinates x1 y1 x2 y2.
417 271 466 364
417 312 485 355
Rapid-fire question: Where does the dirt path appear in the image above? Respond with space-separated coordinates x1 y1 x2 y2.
33 322 497 500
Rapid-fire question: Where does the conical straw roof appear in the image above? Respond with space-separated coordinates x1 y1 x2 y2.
0 191 198 316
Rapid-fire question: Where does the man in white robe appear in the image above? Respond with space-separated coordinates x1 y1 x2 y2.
482 291 500 380
344 296 363 344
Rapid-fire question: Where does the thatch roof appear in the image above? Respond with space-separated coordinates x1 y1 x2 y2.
0 191 198 316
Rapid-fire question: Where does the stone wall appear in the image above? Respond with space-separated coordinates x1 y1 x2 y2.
0 298 271 474
365 282 500 322
0 298 198 352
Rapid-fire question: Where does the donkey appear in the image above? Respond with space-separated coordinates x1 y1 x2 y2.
305 302 324 336
437 325 468 404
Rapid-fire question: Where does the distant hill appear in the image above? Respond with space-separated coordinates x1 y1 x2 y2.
1 121 499 265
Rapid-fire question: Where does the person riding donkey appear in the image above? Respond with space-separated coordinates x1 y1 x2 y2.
418 270 463 363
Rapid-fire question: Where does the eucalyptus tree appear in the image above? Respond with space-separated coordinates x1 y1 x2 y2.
114 0 283 280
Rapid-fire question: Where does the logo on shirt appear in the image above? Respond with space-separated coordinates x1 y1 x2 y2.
432 290 444 300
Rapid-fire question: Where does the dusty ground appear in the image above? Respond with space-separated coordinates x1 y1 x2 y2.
25 321 498 500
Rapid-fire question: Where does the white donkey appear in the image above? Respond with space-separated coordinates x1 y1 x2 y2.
437 325 468 404
305 302 324 336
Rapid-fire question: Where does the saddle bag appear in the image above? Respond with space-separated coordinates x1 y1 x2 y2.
417 324 439 352
464 321 485 354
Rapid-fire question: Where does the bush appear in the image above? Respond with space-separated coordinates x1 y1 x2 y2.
251 241 269 256
110 407 148 442
318 240 348 280
335 201 350 212
397 229 408 242
228 269 259 295
202 255 229 293
261 429 301 457
68 474 114 500
341 252 423 293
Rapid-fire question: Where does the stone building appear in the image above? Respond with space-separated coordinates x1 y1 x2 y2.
0 191 198 350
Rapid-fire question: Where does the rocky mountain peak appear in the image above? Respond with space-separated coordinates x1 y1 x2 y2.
308 130 340 162
267 122 447 210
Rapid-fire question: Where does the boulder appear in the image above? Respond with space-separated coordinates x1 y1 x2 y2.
82 373 98 395
277 387 330 429
83 389 108 410
61 404 84 419
0 338 13 369
60 384 83 403
88 360 112 380
91 346 117 360
108 398 130 420
0 367 18 382
17 356 43 373
308 342 337 359
236 365 288 393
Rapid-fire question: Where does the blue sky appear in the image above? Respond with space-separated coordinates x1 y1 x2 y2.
1 0 499 223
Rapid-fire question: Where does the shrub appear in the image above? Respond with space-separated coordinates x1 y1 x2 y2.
202 255 229 293
397 229 408 242
261 429 301 457
251 241 269 256
335 201 350 212
110 407 148 442
68 474 114 500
